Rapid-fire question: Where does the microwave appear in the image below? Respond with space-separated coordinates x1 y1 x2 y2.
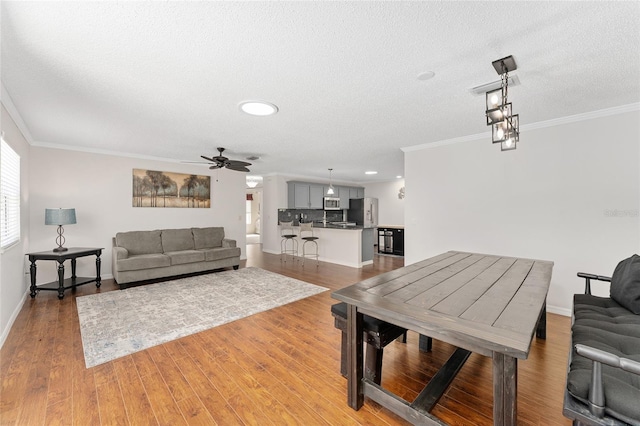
323 197 341 210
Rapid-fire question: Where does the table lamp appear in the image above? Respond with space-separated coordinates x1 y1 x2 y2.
45 208 76 252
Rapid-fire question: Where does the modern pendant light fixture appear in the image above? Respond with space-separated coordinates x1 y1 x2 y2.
485 55 520 151
326 168 335 195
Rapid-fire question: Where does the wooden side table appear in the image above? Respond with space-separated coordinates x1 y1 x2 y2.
27 247 103 299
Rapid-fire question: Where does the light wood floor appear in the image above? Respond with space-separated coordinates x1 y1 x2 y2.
1 245 572 425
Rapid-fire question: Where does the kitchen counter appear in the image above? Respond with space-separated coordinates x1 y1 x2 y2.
376 225 404 229
309 221 363 230
277 224 374 268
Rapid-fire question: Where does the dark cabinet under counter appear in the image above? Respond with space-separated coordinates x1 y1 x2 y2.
377 227 404 256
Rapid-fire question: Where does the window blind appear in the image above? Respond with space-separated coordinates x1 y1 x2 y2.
1 138 20 249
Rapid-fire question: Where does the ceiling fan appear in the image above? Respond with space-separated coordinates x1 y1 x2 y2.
199 147 252 172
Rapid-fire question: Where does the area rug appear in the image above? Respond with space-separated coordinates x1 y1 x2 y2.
76 267 327 368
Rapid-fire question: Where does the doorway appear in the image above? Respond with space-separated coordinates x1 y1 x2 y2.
246 188 262 245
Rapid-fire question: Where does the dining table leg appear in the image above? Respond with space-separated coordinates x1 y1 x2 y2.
346 303 364 409
493 352 517 426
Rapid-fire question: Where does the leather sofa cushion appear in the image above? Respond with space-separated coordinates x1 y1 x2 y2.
116 230 163 255
199 247 241 262
192 227 224 249
166 250 205 265
610 254 640 314
567 294 640 423
162 228 195 252
117 254 170 271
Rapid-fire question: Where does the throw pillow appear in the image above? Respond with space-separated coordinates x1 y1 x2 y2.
610 254 640 314
192 227 224 249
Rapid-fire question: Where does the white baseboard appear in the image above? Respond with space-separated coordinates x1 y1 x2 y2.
547 304 571 317
0 289 28 349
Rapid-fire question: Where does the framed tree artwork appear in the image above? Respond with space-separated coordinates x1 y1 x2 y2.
132 169 211 208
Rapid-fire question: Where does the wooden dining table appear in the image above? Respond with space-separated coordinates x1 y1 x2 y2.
332 250 553 425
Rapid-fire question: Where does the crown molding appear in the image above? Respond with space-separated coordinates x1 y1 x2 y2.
1 82 35 144
402 102 640 152
30 140 189 163
521 102 640 132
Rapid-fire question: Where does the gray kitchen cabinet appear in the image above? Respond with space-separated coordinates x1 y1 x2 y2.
288 182 325 208
309 184 324 209
289 181 364 208
349 187 365 199
291 183 310 208
337 186 350 209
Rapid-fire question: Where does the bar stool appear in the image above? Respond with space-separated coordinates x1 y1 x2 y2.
299 221 319 267
280 221 298 262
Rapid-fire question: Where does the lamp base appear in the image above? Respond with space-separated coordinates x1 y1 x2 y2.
53 247 68 252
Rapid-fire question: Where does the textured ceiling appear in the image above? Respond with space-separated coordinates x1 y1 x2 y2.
2 1 639 183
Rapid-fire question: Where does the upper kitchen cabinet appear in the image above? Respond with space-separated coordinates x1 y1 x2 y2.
337 186 350 209
309 184 324 208
288 182 325 209
288 181 364 209
349 187 365 199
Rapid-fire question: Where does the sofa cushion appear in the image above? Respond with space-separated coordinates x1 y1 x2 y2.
117 254 170 271
161 228 195 253
199 247 241 262
192 227 224 249
165 250 205 265
610 254 640 314
567 294 640 423
116 230 163 255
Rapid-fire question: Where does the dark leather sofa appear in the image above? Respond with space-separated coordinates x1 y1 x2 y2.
564 255 640 426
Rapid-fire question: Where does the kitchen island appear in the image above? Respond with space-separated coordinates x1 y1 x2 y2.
278 223 374 268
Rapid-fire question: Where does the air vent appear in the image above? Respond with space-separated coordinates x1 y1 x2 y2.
246 155 260 161
469 75 520 96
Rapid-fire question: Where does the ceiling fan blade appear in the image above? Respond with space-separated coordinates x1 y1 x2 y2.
201 155 216 162
226 160 252 167
226 164 250 172
209 164 222 170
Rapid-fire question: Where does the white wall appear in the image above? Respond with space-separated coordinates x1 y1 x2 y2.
0 104 31 346
28 147 247 285
364 179 405 226
404 109 640 315
245 189 262 234
262 174 289 254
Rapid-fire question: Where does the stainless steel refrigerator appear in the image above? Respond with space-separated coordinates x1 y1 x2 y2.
348 198 378 228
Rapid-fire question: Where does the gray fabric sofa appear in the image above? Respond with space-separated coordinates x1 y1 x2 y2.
112 227 240 288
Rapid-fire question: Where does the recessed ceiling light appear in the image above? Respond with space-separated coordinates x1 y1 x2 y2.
396 175 403 179
365 171 378 175
239 101 278 116
417 71 435 81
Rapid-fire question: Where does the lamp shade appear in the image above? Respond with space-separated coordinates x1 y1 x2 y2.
45 208 77 226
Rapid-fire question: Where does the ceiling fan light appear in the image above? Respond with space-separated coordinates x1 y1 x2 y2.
240 101 278 116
